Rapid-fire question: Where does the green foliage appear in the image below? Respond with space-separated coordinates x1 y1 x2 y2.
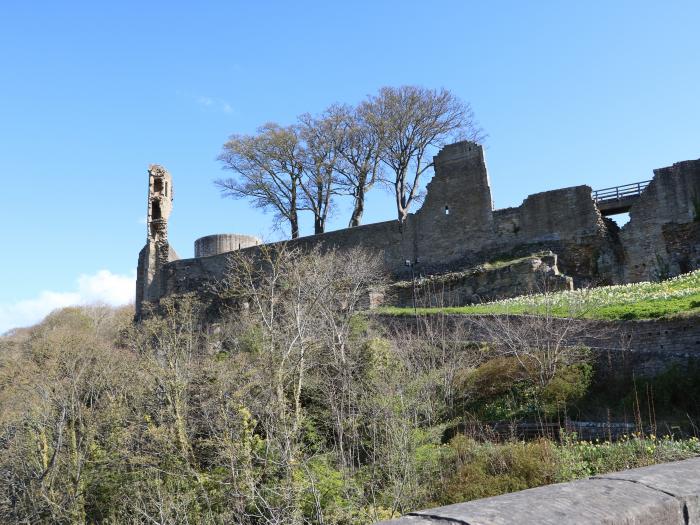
440 436 556 503
556 433 700 481
646 362 700 415
237 324 265 354
438 433 700 505
295 456 356 523
582 360 700 421
360 336 399 382
456 357 593 420
0 252 697 524
540 363 593 413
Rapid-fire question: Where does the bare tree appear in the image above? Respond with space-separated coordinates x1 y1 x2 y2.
329 104 384 227
363 85 483 223
216 245 386 515
297 113 341 234
216 123 304 239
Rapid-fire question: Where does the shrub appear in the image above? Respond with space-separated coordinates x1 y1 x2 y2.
455 358 593 420
439 436 557 503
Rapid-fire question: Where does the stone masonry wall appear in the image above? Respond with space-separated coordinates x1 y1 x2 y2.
138 143 700 312
663 221 700 275
376 314 700 378
386 252 573 308
135 165 179 318
153 141 617 303
489 185 618 284
194 233 261 258
620 159 700 282
409 141 496 272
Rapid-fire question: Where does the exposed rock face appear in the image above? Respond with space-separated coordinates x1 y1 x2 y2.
134 141 700 314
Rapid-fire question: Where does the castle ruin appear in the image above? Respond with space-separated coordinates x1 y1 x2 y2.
136 142 700 317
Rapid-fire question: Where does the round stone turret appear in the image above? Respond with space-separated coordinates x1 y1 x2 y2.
194 233 261 258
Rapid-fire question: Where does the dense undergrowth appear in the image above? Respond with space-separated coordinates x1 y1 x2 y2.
380 269 700 320
1 248 698 524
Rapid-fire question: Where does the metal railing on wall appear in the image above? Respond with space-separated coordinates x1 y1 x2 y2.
592 180 651 203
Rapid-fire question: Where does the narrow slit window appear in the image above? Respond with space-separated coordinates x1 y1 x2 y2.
165 181 168 196
445 205 450 215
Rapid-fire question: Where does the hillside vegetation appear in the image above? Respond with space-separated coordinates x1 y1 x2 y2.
1 248 698 524
380 269 700 320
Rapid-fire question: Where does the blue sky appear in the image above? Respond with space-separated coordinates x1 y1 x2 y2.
1 1 698 332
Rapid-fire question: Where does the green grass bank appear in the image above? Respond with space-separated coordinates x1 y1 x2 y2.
379 269 700 320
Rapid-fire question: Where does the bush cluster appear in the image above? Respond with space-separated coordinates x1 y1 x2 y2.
1 249 697 524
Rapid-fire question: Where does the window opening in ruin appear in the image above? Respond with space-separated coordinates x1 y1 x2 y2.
606 211 630 228
152 200 162 220
154 179 163 194
164 181 168 196
445 205 450 215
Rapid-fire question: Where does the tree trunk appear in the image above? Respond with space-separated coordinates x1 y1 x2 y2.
291 211 299 239
290 183 300 238
314 180 326 235
349 185 365 227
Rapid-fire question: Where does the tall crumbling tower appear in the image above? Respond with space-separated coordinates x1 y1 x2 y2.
135 164 179 318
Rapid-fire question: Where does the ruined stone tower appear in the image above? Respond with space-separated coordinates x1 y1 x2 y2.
135 165 179 318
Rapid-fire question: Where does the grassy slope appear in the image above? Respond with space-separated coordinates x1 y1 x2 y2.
379 270 700 320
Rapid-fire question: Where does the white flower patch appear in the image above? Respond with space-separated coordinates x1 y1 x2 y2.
476 270 700 312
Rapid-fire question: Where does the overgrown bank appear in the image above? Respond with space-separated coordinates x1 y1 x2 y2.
1 248 698 524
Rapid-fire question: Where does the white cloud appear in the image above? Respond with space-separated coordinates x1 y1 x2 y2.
197 95 214 107
174 90 234 115
0 270 135 335
195 95 234 114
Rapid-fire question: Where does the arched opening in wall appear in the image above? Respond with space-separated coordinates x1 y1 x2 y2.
154 179 163 194
151 200 162 220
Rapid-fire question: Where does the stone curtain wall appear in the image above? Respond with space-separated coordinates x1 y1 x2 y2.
663 221 700 276
378 457 700 525
386 253 573 308
155 141 616 301
375 314 700 378
138 141 700 312
410 142 496 271
489 185 615 283
621 159 700 283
